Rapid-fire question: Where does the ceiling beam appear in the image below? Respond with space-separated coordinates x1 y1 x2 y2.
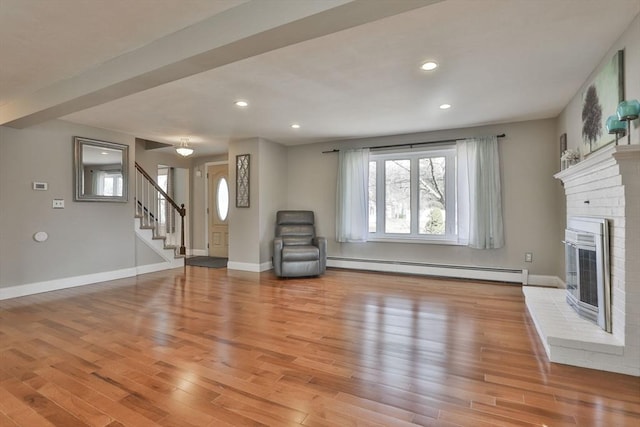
1 0 440 128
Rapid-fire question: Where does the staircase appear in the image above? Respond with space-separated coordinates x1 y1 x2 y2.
134 162 186 268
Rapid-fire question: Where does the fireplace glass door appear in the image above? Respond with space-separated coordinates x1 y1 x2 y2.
564 217 611 332
565 240 598 315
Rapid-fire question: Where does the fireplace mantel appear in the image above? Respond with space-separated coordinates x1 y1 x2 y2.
554 144 640 183
524 143 639 376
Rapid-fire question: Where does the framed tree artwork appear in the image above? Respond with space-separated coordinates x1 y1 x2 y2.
581 49 624 155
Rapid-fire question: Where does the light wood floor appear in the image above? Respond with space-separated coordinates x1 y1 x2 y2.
1 267 638 426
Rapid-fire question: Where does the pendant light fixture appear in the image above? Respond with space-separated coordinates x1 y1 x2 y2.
176 137 194 157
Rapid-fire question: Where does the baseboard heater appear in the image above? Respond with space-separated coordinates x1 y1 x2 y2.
327 256 527 284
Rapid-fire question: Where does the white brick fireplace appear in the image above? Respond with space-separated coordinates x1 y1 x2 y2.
523 144 639 376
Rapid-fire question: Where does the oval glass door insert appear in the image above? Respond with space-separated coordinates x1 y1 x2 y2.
217 177 229 221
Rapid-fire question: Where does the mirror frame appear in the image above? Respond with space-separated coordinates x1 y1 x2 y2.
74 136 129 202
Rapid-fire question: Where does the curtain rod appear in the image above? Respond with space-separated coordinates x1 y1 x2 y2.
322 133 506 153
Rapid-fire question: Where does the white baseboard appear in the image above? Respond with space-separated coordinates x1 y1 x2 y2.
0 258 185 301
526 275 563 288
0 267 137 300
327 257 525 284
227 261 273 272
136 259 184 275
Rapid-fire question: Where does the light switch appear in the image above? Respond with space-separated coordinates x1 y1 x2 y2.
52 199 64 209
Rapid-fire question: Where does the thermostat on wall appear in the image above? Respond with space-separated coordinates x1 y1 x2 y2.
33 182 48 191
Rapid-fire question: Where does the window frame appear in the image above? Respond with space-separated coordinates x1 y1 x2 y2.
368 145 459 244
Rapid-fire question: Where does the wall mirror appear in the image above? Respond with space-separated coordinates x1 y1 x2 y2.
74 137 128 202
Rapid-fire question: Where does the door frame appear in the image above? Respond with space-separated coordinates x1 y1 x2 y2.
204 161 228 257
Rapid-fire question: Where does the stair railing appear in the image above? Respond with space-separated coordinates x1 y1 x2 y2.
134 162 186 256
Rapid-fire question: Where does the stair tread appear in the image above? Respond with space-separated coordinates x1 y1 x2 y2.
135 201 183 259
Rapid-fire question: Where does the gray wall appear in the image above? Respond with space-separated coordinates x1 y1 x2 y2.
135 236 165 265
258 138 288 263
287 119 563 276
226 137 288 268
228 138 261 265
0 120 135 288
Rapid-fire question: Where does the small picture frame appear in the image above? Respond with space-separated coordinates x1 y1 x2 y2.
236 154 250 208
560 133 567 156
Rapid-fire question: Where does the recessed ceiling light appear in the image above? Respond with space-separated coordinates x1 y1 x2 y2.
235 100 248 107
291 124 301 129
421 61 438 71
439 103 451 110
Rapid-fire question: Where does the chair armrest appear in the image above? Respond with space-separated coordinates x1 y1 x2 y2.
313 236 327 273
273 237 284 276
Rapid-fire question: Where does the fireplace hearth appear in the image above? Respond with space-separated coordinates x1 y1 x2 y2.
523 144 639 376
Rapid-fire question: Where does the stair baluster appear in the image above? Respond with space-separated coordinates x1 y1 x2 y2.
134 162 186 258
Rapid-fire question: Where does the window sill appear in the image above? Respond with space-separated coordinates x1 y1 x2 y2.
366 236 463 246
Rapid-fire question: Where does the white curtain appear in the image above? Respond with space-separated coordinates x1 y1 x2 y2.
336 148 370 242
94 170 106 196
456 136 504 249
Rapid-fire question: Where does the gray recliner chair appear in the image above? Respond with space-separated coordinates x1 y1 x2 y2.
273 210 327 278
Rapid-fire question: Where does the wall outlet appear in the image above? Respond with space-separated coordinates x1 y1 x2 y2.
52 199 64 209
525 252 533 263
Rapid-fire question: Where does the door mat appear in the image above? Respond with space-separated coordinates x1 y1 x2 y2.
185 256 228 268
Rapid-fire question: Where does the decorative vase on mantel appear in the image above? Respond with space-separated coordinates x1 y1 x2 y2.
561 149 580 170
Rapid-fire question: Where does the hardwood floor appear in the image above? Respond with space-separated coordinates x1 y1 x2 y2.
1 267 638 426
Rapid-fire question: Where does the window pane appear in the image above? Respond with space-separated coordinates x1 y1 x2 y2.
419 157 446 235
385 159 410 233
369 161 376 232
157 175 167 192
101 173 123 196
217 177 229 221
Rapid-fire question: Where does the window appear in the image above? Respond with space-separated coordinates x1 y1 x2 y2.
368 146 456 242
157 169 168 225
95 170 123 197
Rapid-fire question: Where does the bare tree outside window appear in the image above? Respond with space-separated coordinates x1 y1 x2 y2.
385 160 410 233
419 157 446 234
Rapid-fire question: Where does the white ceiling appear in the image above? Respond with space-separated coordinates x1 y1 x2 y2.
0 0 247 104
1 0 639 156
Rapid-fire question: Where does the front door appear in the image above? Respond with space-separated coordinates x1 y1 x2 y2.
208 164 229 257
